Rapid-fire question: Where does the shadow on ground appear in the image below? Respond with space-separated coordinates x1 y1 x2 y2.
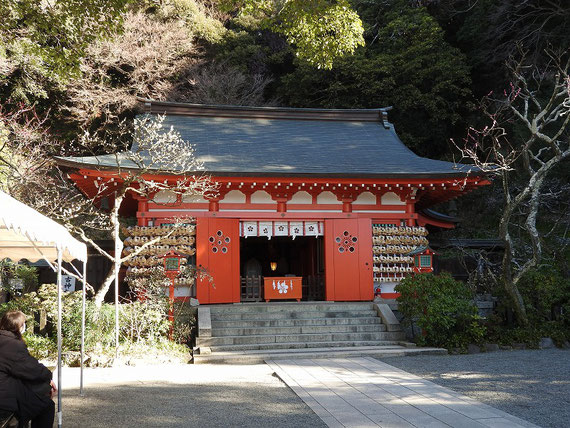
62 381 326 428
379 349 570 428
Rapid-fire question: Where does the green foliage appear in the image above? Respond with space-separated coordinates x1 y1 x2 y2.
122 264 172 343
221 0 364 69
488 265 570 347
518 265 570 328
23 333 57 361
455 0 570 95
0 292 41 326
275 0 365 69
161 0 227 43
278 0 472 157
486 322 569 349
0 281 192 365
0 260 38 293
120 301 170 343
487 323 541 348
0 0 130 102
396 273 486 349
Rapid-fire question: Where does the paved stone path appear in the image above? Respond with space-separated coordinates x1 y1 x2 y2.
267 357 539 428
56 364 325 428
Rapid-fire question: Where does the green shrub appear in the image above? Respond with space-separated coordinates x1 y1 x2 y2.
1 276 195 364
0 260 39 294
23 333 56 360
0 292 41 327
120 300 170 343
395 272 486 349
518 266 570 327
161 0 227 43
487 265 570 348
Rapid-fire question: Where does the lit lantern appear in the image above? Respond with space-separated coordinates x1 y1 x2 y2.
270 261 277 272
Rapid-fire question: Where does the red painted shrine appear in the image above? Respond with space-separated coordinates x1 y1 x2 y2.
58 100 488 303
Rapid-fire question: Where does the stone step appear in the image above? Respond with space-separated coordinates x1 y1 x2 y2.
197 331 404 347
211 324 386 337
209 302 374 315
211 317 383 328
211 310 378 321
193 345 447 364
206 339 406 352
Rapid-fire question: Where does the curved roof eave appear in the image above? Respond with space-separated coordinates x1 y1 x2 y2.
55 156 483 180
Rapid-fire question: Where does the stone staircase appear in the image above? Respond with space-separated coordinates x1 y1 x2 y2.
193 302 445 364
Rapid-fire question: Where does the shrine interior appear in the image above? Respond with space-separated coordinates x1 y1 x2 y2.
239 236 325 301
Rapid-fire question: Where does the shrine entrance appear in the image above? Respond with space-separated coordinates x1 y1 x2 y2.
239 236 325 302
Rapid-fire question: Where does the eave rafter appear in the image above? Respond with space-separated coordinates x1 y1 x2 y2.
69 168 489 208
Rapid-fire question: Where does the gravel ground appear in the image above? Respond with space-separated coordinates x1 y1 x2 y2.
378 349 570 428
57 364 326 428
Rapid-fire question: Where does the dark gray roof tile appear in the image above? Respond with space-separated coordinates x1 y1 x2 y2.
57 105 478 178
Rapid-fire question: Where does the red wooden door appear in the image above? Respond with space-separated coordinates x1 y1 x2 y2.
324 218 373 301
196 218 240 304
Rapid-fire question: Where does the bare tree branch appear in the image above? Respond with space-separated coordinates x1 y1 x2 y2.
452 49 570 325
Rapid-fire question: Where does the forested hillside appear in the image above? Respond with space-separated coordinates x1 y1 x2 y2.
2 1 567 155
1 0 568 332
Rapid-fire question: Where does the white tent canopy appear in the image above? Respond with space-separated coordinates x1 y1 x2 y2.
0 190 87 428
0 191 87 263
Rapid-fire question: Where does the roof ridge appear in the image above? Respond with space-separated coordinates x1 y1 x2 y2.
137 98 392 122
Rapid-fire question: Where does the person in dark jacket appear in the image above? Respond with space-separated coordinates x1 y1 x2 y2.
0 310 56 428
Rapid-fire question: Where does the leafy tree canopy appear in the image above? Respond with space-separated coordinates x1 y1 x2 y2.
0 0 130 103
277 0 473 157
220 0 365 69
425 0 570 95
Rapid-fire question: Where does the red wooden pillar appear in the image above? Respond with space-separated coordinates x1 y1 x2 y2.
208 198 220 212
276 198 288 213
137 198 149 226
337 193 354 213
272 194 291 213
406 200 415 226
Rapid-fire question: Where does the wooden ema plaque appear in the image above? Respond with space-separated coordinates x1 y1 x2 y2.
264 277 302 302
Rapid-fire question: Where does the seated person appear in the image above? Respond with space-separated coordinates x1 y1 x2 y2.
0 311 56 428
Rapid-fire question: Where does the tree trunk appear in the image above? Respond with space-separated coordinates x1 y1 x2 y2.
498 176 529 327
94 264 117 308
499 230 529 326
502 275 529 326
94 192 125 308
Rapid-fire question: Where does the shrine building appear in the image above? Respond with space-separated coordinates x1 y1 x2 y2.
57 100 488 304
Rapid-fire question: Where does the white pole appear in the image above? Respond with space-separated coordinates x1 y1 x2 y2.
56 248 63 428
114 236 120 361
80 260 86 396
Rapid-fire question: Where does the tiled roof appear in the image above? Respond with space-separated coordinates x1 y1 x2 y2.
56 101 477 178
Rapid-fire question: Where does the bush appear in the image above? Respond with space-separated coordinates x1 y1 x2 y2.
120 301 170 343
395 272 486 349
0 260 39 294
486 265 570 348
1 277 195 365
487 322 568 348
23 333 56 360
518 266 570 327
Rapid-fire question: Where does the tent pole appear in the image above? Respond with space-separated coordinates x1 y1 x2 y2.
80 260 86 396
114 238 120 361
56 248 63 428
